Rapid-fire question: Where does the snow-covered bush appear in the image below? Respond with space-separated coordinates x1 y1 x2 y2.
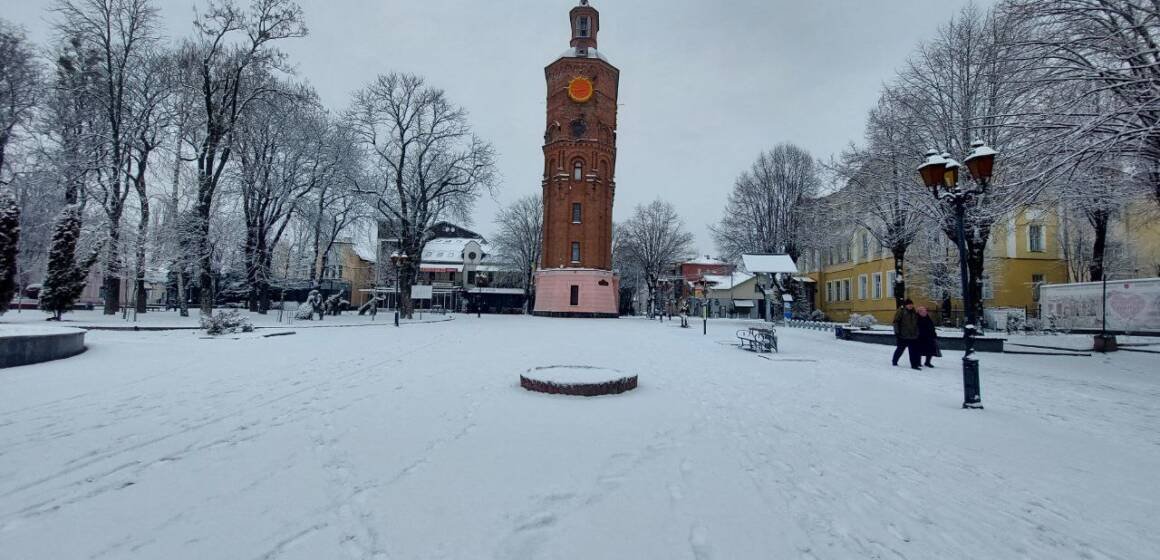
808 309 827 322
1006 313 1026 334
201 310 254 335
848 313 878 329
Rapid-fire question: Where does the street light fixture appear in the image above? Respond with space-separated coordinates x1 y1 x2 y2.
917 140 998 410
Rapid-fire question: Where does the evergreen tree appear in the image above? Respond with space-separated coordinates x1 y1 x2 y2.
39 205 95 320
0 189 19 314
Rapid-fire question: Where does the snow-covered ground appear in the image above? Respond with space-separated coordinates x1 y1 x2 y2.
1 315 1157 559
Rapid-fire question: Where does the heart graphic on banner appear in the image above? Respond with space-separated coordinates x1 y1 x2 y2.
1107 292 1145 321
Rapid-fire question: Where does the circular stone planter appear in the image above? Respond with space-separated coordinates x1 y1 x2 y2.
520 365 637 396
0 325 86 368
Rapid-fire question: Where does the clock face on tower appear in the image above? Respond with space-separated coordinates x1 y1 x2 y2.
567 76 594 103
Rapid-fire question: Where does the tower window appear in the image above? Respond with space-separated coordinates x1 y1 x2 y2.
577 16 590 38
573 161 583 180
572 203 582 223
571 241 581 263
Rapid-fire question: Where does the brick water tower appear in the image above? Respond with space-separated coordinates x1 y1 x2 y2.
533 0 620 318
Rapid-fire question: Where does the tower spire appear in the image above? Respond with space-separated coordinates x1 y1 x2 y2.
570 1 599 53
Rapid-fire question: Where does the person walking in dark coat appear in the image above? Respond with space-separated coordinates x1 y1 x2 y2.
891 298 921 369
916 305 941 367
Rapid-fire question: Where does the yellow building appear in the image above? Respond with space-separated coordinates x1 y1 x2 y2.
801 205 1071 325
322 240 378 308
1115 200 1160 278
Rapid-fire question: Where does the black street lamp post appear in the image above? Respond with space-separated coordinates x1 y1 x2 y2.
918 140 998 410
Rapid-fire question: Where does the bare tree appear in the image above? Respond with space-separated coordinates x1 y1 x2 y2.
300 119 362 285
611 221 645 315
183 0 306 315
618 199 695 315
832 92 930 305
491 194 542 311
891 4 1053 320
0 20 41 186
711 143 820 262
235 80 318 312
124 50 174 313
1007 0 1160 205
51 0 160 315
345 72 496 318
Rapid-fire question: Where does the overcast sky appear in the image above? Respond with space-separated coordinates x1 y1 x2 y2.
7 0 992 255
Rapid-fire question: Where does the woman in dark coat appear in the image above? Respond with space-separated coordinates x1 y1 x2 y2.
916 306 941 367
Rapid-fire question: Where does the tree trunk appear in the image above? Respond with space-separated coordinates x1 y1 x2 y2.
134 203 149 314
257 243 271 314
245 226 260 312
399 258 417 319
196 197 214 315
891 246 907 307
103 227 122 315
177 265 188 317
170 141 188 317
1088 209 1109 282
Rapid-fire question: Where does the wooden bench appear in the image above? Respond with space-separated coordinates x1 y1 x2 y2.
737 327 778 353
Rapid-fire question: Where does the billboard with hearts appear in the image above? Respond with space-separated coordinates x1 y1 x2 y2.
1039 278 1160 333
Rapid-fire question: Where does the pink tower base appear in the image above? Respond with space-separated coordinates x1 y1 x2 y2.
533 268 619 318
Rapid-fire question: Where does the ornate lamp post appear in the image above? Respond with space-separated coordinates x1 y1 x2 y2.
917 140 998 410
389 251 409 327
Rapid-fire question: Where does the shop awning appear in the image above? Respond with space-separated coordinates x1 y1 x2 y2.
420 264 463 273
732 300 756 308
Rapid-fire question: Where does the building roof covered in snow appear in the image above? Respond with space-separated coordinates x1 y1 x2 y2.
741 254 798 274
685 255 728 266
700 271 755 288
421 237 491 264
352 244 377 263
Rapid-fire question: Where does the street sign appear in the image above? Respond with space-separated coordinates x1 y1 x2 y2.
411 285 433 300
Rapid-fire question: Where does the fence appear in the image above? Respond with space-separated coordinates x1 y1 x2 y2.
784 319 839 331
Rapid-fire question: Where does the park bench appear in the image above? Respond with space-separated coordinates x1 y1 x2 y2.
737 326 778 353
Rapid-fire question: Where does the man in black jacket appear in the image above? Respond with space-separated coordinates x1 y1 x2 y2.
891 298 921 369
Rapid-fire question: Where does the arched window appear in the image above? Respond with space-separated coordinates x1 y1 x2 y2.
573 160 583 180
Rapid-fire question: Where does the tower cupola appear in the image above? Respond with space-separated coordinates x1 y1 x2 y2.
569 1 599 54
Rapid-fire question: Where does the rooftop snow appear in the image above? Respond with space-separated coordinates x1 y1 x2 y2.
701 271 755 288
556 47 610 62
741 254 798 274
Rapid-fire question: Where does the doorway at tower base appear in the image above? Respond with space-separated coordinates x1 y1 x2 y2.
533 268 619 318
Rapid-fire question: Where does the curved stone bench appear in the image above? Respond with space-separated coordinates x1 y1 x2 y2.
834 326 1005 352
520 365 637 396
0 326 87 368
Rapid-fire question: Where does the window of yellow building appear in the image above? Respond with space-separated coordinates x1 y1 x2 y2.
1029 224 1045 252
872 273 882 299
858 274 867 299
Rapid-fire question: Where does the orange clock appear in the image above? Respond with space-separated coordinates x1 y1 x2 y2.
567 77 594 103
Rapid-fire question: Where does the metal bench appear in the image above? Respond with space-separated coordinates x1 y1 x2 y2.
737 327 778 353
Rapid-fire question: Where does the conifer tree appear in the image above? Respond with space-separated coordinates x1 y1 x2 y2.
0 189 19 314
39 205 95 320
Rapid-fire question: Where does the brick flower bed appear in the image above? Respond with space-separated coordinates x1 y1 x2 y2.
520 365 637 397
